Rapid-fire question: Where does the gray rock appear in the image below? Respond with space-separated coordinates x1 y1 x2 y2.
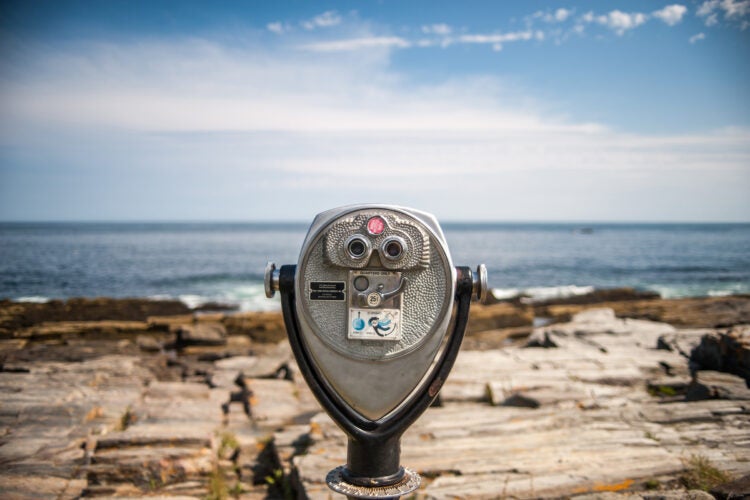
176 322 227 346
656 329 709 358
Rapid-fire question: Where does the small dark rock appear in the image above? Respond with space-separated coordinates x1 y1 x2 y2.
192 302 238 312
657 335 674 351
659 361 674 375
690 330 750 388
525 330 558 348
711 473 750 499
685 380 717 401
197 352 229 362
502 393 541 409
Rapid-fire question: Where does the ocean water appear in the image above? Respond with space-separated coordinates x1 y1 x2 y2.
1 222 748 311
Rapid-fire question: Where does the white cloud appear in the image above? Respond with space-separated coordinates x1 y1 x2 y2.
300 36 411 52
267 22 285 35
690 32 707 42
697 0 750 26
653 5 688 25
301 10 342 30
591 10 649 35
422 23 452 35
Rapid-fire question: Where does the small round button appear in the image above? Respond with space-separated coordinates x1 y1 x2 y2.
367 292 382 307
367 216 385 235
353 276 370 292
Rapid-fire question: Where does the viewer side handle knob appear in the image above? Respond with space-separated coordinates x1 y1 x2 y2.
264 262 280 298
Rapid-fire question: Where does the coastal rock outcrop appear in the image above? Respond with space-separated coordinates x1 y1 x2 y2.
1 296 749 498
536 295 750 328
0 298 190 338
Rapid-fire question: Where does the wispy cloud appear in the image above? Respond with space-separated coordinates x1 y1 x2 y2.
531 8 574 23
697 0 750 28
455 30 544 51
301 10 342 30
690 32 707 43
581 10 648 35
301 36 411 52
267 10 343 35
422 23 452 35
267 22 286 35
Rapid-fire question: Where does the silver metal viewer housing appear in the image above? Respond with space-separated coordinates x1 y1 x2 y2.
265 204 487 499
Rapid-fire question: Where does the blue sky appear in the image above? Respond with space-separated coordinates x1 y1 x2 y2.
0 1 748 221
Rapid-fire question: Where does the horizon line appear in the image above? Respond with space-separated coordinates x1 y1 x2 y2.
1 219 749 225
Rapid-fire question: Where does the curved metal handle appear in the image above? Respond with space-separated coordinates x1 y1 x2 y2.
356 277 408 308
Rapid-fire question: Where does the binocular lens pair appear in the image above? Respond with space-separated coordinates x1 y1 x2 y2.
346 235 405 261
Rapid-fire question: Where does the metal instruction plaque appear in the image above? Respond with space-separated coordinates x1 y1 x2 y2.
347 270 403 341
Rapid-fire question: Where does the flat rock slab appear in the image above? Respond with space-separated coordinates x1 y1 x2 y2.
146 381 210 399
16 321 151 340
244 378 303 430
215 355 287 378
0 475 87 500
176 323 227 346
95 422 215 449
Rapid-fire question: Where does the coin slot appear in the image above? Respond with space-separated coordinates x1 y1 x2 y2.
353 275 370 292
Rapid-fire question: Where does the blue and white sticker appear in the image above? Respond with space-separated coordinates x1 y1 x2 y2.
348 308 401 341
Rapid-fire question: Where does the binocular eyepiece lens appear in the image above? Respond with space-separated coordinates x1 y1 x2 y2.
385 241 402 258
382 237 406 260
346 236 369 259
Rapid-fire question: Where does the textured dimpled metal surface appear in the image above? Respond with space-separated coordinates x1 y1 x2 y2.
298 208 452 361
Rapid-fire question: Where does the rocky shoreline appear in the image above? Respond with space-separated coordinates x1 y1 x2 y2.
0 292 749 499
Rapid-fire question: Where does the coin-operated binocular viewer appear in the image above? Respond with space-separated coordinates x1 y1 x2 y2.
266 205 487 498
